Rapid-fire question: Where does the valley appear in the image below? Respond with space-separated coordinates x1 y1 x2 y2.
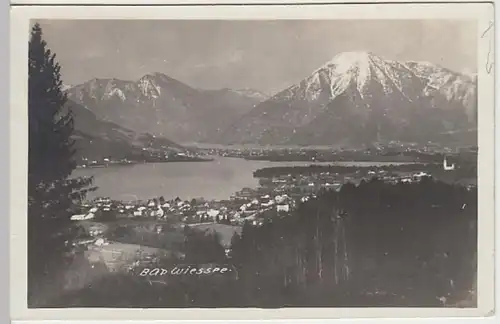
28 20 483 310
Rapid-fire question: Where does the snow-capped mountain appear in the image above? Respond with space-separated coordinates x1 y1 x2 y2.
216 51 477 146
66 74 264 143
404 61 477 122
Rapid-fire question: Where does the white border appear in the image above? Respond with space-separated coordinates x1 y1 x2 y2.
9 0 496 6
9 3 495 321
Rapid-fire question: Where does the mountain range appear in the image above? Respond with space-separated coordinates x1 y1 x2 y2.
66 51 477 147
215 52 477 146
66 73 268 143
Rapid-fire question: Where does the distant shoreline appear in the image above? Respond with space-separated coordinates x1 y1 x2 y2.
76 157 214 169
243 156 422 163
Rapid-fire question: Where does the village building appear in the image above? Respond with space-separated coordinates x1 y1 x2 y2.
277 204 290 213
207 209 220 219
443 156 456 171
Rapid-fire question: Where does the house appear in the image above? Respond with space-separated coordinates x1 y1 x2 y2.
275 195 286 204
237 187 255 198
94 238 106 246
207 209 220 218
277 204 290 213
156 207 165 218
70 214 86 221
261 200 275 207
412 171 429 180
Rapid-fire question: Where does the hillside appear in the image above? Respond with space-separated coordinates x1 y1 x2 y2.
64 100 187 161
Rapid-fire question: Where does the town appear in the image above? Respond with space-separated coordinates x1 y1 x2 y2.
193 142 477 163
70 155 476 253
76 148 212 168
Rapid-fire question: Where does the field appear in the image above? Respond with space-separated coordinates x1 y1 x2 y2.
78 220 241 269
85 241 172 271
188 223 242 247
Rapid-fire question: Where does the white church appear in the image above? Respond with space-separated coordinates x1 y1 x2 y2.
443 156 456 171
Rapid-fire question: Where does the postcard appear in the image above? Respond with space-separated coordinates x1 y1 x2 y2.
9 2 495 321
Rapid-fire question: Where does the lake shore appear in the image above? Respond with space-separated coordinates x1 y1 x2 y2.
73 156 476 202
76 156 214 169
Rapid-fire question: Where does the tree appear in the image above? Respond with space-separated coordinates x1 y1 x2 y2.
28 23 95 305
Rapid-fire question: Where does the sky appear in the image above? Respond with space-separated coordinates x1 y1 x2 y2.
35 20 477 94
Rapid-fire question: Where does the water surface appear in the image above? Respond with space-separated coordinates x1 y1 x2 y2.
73 157 412 201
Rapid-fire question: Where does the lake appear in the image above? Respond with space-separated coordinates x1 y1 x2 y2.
72 157 412 202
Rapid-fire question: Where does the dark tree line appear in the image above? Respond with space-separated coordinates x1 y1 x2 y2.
228 177 477 307
28 23 95 306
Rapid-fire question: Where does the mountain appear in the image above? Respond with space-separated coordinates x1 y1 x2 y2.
66 73 265 143
404 61 477 123
216 51 477 146
63 99 187 161
230 88 269 102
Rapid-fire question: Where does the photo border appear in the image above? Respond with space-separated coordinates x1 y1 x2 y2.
9 2 495 320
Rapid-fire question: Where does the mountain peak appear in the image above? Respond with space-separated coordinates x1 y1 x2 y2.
138 73 167 98
140 72 169 81
220 52 476 146
300 51 408 101
321 51 377 69
333 50 375 60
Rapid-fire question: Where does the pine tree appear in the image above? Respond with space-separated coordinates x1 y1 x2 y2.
28 23 95 305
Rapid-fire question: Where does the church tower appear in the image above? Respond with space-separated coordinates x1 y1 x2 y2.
443 156 455 171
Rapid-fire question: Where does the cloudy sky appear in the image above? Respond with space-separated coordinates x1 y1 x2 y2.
36 20 477 94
